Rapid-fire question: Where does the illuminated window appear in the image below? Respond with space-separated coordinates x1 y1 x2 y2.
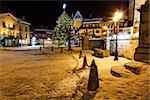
9 24 13 28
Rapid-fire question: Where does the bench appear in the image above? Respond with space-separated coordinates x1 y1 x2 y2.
93 48 110 58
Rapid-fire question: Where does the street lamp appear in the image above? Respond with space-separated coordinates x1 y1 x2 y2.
113 11 123 60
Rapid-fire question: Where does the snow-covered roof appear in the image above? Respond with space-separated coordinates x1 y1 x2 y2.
0 13 18 21
73 11 83 19
83 18 102 22
34 29 53 34
0 13 31 25
83 21 100 24
17 18 31 25
83 18 102 24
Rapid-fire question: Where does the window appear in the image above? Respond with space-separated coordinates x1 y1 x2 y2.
3 22 6 27
120 23 124 27
8 32 10 36
25 27 28 31
13 25 15 29
3 32 5 36
96 30 99 33
26 33 28 38
9 24 15 29
20 33 22 39
19 27 22 31
119 29 122 32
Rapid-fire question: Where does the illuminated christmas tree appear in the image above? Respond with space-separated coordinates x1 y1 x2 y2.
53 11 73 50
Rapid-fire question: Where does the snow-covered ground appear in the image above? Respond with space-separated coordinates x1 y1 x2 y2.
0 47 149 100
0 45 43 51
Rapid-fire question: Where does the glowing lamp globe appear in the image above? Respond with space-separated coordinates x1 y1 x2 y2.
63 4 66 10
113 11 123 22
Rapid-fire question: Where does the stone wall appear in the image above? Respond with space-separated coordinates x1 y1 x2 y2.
109 38 138 60
122 39 139 60
134 0 150 63
134 0 147 24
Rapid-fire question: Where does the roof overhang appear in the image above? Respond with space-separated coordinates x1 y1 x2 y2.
0 13 31 25
0 13 18 21
19 20 31 25
83 21 100 24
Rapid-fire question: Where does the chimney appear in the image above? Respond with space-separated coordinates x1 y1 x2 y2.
71 12 74 18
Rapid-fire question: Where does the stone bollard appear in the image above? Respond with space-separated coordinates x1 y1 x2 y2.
82 55 88 68
83 55 88 69
60 47 63 53
40 46 42 51
88 59 99 91
51 46 53 51
79 50 83 59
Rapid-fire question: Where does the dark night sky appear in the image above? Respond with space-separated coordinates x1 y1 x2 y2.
1 0 129 29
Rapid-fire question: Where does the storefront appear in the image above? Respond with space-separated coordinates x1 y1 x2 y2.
1 36 19 47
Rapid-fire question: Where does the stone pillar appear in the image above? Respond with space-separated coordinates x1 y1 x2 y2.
83 31 90 50
88 59 99 91
134 0 150 63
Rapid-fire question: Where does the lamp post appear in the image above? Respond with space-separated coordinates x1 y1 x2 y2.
113 11 123 60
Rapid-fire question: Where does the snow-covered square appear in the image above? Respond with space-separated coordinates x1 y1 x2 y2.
0 47 149 99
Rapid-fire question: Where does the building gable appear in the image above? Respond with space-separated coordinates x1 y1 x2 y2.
0 13 17 21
